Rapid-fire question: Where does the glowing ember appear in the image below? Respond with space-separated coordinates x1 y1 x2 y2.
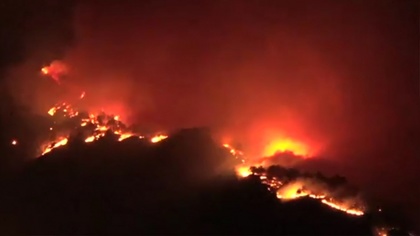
222 143 246 164
223 143 244 156
11 139 18 145
374 227 389 236
264 138 309 157
151 135 168 143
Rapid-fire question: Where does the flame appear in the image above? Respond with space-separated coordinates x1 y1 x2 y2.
47 102 78 117
151 134 168 143
264 138 309 157
276 182 309 199
236 165 252 177
224 142 365 218
40 60 68 84
41 137 68 156
41 67 49 75
321 199 364 216
48 107 57 116
40 100 169 156
118 133 133 141
84 135 96 143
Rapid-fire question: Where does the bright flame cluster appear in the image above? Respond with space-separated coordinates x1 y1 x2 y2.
222 145 365 217
40 102 168 156
48 102 79 117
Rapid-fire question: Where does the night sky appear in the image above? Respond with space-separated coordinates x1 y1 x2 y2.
0 0 419 231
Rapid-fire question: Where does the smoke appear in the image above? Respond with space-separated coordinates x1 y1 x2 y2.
0 0 418 228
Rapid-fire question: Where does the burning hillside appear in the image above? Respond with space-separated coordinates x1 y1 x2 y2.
34 60 366 219
3 61 408 235
222 143 365 216
40 101 168 156
39 100 365 218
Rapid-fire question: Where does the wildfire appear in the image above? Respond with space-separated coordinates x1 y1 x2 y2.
40 97 365 218
38 61 366 222
223 145 366 217
40 101 169 156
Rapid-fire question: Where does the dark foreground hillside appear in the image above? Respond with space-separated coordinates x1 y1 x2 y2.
0 128 372 234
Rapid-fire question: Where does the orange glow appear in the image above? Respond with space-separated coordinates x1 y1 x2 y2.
264 138 309 157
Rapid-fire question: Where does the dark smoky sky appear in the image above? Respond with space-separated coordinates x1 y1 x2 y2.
1 0 419 225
